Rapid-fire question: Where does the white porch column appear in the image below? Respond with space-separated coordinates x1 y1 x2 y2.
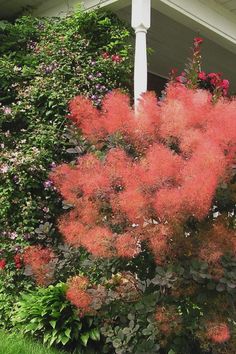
132 0 151 107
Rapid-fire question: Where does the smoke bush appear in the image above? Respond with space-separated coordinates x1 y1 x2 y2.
45 82 236 353
50 84 236 267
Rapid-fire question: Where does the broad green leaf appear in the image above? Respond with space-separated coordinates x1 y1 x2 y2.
89 328 100 341
81 332 90 346
65 328 71 338
60 335 70 345
49 320 57 329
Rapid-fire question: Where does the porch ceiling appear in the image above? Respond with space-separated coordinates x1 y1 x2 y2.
214 0 236 14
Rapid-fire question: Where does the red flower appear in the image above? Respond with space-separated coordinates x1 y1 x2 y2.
198 71 207 80
102 52 110 59
14 254 22 269
111 54 122 63
194 37 203 45
208 72 221 87
0 259 6 270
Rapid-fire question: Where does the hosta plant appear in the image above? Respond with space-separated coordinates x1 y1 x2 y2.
13 282 101 352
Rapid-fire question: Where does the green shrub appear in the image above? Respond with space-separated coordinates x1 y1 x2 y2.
0 9 133 310
0 10 133 236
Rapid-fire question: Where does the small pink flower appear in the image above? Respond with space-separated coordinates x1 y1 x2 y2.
111 54 122 63
198 71 207 80
221 79 229 90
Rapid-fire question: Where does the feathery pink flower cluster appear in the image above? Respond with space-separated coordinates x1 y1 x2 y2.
23 246 56 286
50 84 236 264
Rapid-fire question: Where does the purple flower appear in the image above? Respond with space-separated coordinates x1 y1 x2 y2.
96 72 102 77
43 62 58 74
50 162 56 169
91 61 96 66
95 84 101 89
88 74 94 80
43 207 50 213
91 95 97 100
45 65 53 74
43 180 53 189
24 233 31 240
27 40 37 50
13 175 19 184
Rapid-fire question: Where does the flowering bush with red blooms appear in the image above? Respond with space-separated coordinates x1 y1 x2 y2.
173 37 230 99
47 81 236 353
50 85 236 263
23 246 57 286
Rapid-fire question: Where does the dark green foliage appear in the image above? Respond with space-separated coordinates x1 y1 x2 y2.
0 10 133 238
0 9 133 347
0 9 133 282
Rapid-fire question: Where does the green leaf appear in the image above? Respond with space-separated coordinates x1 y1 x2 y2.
60 335 70 345
51 311 60 318
49 320 57 329
113 338 122 348
65 328 71 338
43 332 50 344
81 332 90 346
89 328 100 341
49 335 57 347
